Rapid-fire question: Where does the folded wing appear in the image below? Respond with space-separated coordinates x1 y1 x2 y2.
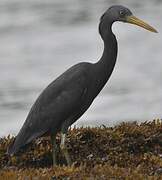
8 63 89 155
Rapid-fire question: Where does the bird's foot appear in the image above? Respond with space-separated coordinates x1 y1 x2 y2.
60 144 72 166
51 134 58 167
52 155 57 167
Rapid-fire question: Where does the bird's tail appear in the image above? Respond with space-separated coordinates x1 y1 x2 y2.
7 130 46 156
7 126 31 155
7 138 19 155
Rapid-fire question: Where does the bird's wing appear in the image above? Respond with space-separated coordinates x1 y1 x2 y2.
8 63 90 154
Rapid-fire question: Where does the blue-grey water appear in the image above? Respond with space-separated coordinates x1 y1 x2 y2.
0 0 161 136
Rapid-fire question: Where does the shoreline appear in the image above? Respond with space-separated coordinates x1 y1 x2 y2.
1 120 162 179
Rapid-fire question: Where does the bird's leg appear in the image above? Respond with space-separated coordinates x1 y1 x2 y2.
60 132 72 166
51 133 57 166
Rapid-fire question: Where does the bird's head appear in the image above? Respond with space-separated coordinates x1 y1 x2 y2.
100 5 157 35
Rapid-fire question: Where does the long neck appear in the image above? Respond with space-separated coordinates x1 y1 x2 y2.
94 21 118 88
98 33 118 71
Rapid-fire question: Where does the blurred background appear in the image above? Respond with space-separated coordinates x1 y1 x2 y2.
0 0 161 136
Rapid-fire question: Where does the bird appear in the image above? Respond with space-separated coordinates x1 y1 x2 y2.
7 5 157 166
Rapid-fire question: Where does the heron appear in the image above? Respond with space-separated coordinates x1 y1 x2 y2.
7 5 157 166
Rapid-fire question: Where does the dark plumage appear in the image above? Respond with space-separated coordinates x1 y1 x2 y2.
7 5 157 165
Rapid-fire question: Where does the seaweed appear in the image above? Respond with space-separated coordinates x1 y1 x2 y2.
1 120 162 179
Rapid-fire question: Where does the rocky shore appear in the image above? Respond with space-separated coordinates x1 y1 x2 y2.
1 120 162 179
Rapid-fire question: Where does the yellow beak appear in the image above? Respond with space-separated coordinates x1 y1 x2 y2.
126 15 158 33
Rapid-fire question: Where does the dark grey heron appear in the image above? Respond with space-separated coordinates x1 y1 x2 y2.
7 5 157 166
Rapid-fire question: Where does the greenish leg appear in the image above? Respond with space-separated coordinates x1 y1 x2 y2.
60 132 72 166
51 134 57 166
